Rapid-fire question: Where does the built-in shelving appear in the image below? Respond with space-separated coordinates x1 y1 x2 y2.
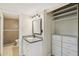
3 14 19 45
53 10 77 19
51 3 78 56
2 13 19 56
4 29 19 31
52 4 78 37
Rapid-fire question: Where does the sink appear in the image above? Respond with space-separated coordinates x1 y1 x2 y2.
23 35 43 43
27 37 41 42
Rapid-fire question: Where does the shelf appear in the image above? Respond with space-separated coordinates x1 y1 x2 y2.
4 31 19 44
4 29 19 31
4 18 19 30
53 4 77 16
3 13 19 45
53 10 77 19
53 15 77 22
52 34 78 38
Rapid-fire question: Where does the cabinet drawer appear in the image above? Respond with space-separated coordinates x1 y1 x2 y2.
53 38 61 42
53 41 61 46
62 43 77 51
52 46 61 56
53 50 61 56
52 35 62 42
62 48 77 56
62 53 69 56
62 53 77 56
62 36 77 45
23 40 43 56
52 45 61 52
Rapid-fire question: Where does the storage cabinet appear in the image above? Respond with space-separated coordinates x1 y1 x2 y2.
51 4 78 56
52 35 78 56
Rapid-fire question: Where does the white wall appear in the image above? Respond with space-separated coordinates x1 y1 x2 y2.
19 14 33 55
43 11 52 56
21 14 32 36
47 3 68 13
37 10 52 56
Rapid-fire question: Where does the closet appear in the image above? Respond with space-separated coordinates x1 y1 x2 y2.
0 11 19 56
50 3 78 56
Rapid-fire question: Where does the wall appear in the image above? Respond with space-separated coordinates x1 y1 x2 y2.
21 14 32 36
0 12 1 55
43 11 52 56
38 10 52 56
47 3 68 13
19 14 33 55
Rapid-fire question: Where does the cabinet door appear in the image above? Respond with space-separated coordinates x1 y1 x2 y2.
52 45 61 56
62 36 77 45
62 36 78 56
52 35 62 56
62 47 77 56
23 40 43 56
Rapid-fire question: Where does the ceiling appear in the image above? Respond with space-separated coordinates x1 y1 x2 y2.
0 3 68 16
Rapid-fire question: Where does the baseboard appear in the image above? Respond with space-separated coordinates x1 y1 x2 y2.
47 53 52 56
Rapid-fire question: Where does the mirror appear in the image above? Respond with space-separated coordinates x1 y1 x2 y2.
32 19 42 35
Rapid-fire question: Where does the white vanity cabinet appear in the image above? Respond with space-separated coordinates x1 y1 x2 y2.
22 37 43 56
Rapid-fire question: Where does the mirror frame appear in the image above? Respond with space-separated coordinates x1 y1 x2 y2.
32 18 42 35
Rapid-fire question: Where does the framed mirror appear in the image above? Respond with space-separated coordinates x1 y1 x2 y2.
32 19 42 35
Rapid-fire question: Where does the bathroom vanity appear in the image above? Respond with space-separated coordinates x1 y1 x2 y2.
22 36 43 56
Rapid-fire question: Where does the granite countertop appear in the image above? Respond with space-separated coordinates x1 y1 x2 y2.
23 35 43 43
